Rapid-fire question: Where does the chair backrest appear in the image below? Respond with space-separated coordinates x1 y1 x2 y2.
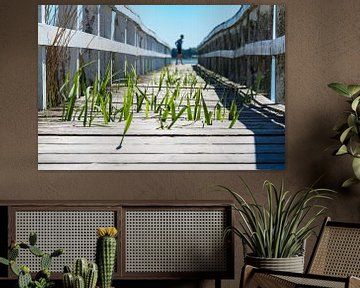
307 217 360 277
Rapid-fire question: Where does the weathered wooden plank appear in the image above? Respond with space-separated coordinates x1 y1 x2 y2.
38 163 285 170
38 143 285 154
37 121 283 130
38 127 284 136
38 135 285 145
38 64 285 170
38 153 284 164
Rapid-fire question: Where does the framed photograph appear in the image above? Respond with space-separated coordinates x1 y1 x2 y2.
38 4 285 170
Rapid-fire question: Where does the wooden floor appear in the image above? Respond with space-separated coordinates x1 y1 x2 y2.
38 64 285 170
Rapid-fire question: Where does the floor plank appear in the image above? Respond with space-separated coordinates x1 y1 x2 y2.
38 64 285 170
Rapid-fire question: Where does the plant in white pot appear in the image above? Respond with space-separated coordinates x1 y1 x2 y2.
222 179 334 273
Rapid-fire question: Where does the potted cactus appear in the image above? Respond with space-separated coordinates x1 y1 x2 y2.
62 258 98 288
0 232 63 288
96 227 118 288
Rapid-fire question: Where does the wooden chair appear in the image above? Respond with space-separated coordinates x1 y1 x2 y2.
241 217 360 288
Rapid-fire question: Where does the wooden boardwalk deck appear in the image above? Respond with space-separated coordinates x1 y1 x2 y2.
38 64 285 170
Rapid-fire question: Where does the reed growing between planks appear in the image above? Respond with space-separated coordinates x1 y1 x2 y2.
57 62 260 149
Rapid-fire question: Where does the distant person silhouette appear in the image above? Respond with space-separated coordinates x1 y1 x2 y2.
175 34 184 65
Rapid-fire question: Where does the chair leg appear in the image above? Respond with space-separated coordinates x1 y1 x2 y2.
240 265 296 288
240 265 255 288
349 276 360 288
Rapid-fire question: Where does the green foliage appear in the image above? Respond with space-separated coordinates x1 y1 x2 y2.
328 83 360 187
61 62 93 121
54 62 265 149
116 112 133 150
221 179 335 258
32 278 54 288
0 233 63 288
228 99 242 129
62 259 98 288
29 233 37 246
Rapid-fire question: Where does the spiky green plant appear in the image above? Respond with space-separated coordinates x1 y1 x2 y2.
63 259 97 288
221 179 335 258
228 99 241 128
116 112 133 150
167 107 187 129
61 62 93 122
201 91 213 125
328 83 360 187
96 227 118 288
0 232 63 288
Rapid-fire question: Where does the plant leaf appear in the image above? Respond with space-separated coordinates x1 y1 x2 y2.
352 157 360 179
342 177 360 188
167 107 187 129
116 113 133 150
340 126 353 143
328 83 351 97
351 96 360 111
347 85 360 97
336 144 348 155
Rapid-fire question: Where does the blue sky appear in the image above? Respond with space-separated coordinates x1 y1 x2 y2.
127 5 242 49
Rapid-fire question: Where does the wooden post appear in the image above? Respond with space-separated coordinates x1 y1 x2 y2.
97 5 101 78
110 9 116 85
270 5 277 102
38 5 47 110
38 46 47 111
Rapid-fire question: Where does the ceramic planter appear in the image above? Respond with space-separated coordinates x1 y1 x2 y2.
245 254 305 273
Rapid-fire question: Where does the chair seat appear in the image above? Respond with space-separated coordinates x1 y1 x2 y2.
241 218 360 288
243 266 360 288
277 274 346 288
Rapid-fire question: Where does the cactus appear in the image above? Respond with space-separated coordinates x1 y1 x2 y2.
18 270 32 288
63 272 74 288
0 257 9 266
74 275 85 288
29 232 37 246
63 259 98 288
29 245 44 257
19 243 29 249
85 263 98 288
96 227 118 288
10 260 20 276
74 258 88 279
64 265 72 273
51 248 64 257
35 268 50 282
0 233 63 288
9 246 19 260
41 253 52 270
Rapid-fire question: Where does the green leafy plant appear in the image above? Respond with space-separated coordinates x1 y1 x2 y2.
221 179 334 258
116 112 133 150
328 83 360 187
0 232 63 288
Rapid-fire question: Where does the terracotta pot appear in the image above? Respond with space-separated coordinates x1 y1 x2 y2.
245 254 305 273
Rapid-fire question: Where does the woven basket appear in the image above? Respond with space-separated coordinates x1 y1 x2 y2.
245 254 305 273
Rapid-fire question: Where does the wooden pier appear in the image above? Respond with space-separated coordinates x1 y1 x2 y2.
38 64 285 170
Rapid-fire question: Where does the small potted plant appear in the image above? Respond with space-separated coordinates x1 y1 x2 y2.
328 83 360 187
222 179 334 273
62 258 98 288
96 227 118 288
0 232 64 288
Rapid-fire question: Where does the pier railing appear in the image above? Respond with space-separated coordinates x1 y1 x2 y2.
197 5 285 104
38 5 171 110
